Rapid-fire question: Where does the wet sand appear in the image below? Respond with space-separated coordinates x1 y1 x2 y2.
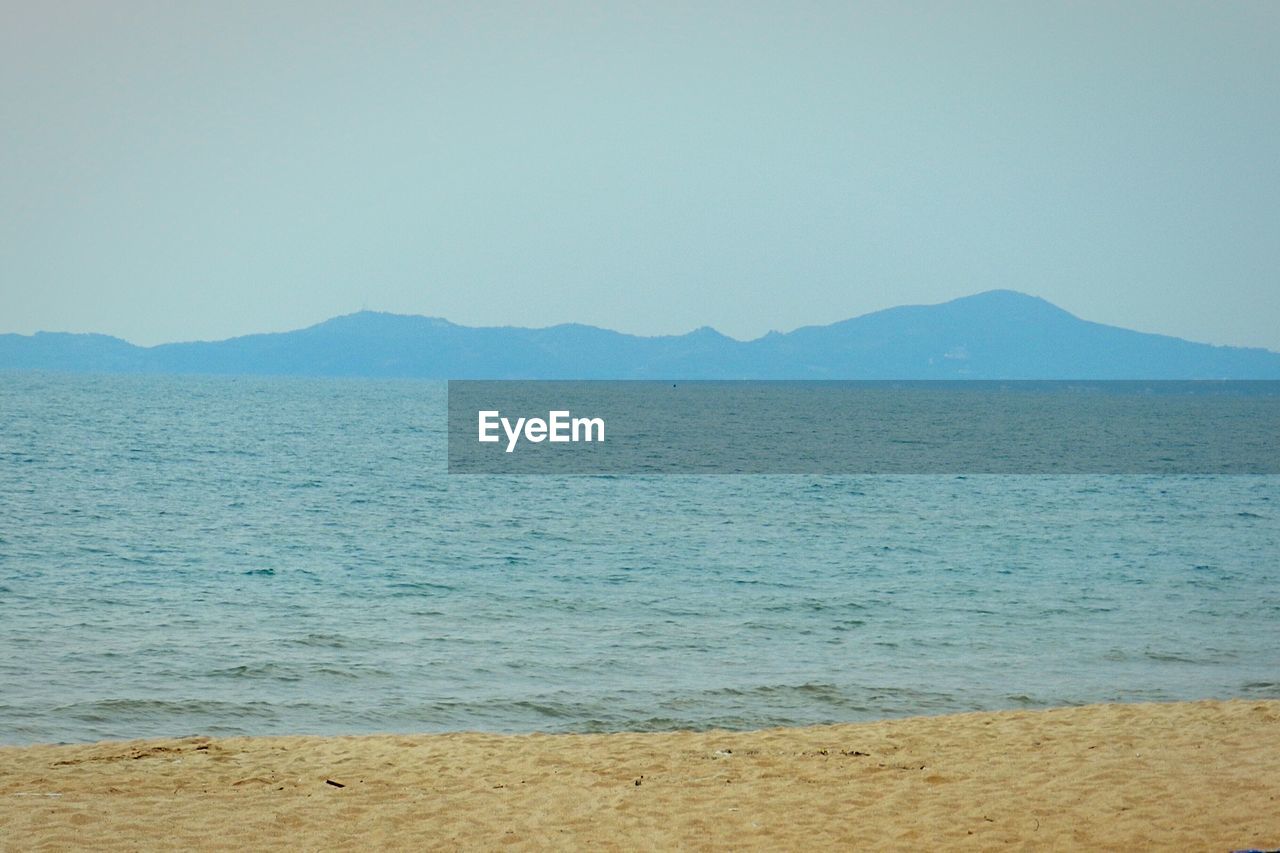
1 699 1277 851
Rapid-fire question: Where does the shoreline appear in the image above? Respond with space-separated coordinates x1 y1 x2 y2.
2 699 1277 850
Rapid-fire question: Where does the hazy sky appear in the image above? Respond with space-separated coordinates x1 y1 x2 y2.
2 1 1277 348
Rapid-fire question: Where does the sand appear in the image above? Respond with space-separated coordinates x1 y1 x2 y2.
1 699 1277 851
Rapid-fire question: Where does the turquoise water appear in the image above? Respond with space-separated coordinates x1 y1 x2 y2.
1 373 1277 744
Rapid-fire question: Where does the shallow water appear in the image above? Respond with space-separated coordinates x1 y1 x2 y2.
1 374 1277 744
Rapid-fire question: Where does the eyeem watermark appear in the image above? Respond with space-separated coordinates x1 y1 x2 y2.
449 380 1280 474
478 410 605 452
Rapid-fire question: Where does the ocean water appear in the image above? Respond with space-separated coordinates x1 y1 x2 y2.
1 373 1277 745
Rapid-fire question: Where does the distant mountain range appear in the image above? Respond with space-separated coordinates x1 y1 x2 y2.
4 290 1279 379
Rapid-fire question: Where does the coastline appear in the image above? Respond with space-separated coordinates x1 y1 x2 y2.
2 699 1276 850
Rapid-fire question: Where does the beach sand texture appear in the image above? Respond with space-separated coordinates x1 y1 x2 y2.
1 700 1276 851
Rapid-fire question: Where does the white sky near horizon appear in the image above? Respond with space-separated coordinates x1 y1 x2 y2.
1 1 1278 349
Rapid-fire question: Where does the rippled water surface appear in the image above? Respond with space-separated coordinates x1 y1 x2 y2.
1 374 1277 744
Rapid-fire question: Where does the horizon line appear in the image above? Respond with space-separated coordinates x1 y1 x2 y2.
4 289 1279 355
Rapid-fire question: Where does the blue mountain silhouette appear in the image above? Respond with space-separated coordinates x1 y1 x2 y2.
4 290 1279 378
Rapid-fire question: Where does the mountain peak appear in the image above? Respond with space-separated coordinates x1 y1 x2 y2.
942 289 1077 317
4 292 1278 378
313 311 455 332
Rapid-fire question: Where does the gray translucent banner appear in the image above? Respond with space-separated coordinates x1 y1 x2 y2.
447 381 1280 474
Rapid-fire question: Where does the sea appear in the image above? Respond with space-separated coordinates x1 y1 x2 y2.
1 373 1277 745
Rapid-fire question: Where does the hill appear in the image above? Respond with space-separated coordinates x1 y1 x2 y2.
4 290 1279 378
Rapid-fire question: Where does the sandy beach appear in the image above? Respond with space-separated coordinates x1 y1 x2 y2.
1 699 1276 851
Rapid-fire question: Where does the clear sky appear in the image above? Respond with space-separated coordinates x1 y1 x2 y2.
2 1 1277 349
